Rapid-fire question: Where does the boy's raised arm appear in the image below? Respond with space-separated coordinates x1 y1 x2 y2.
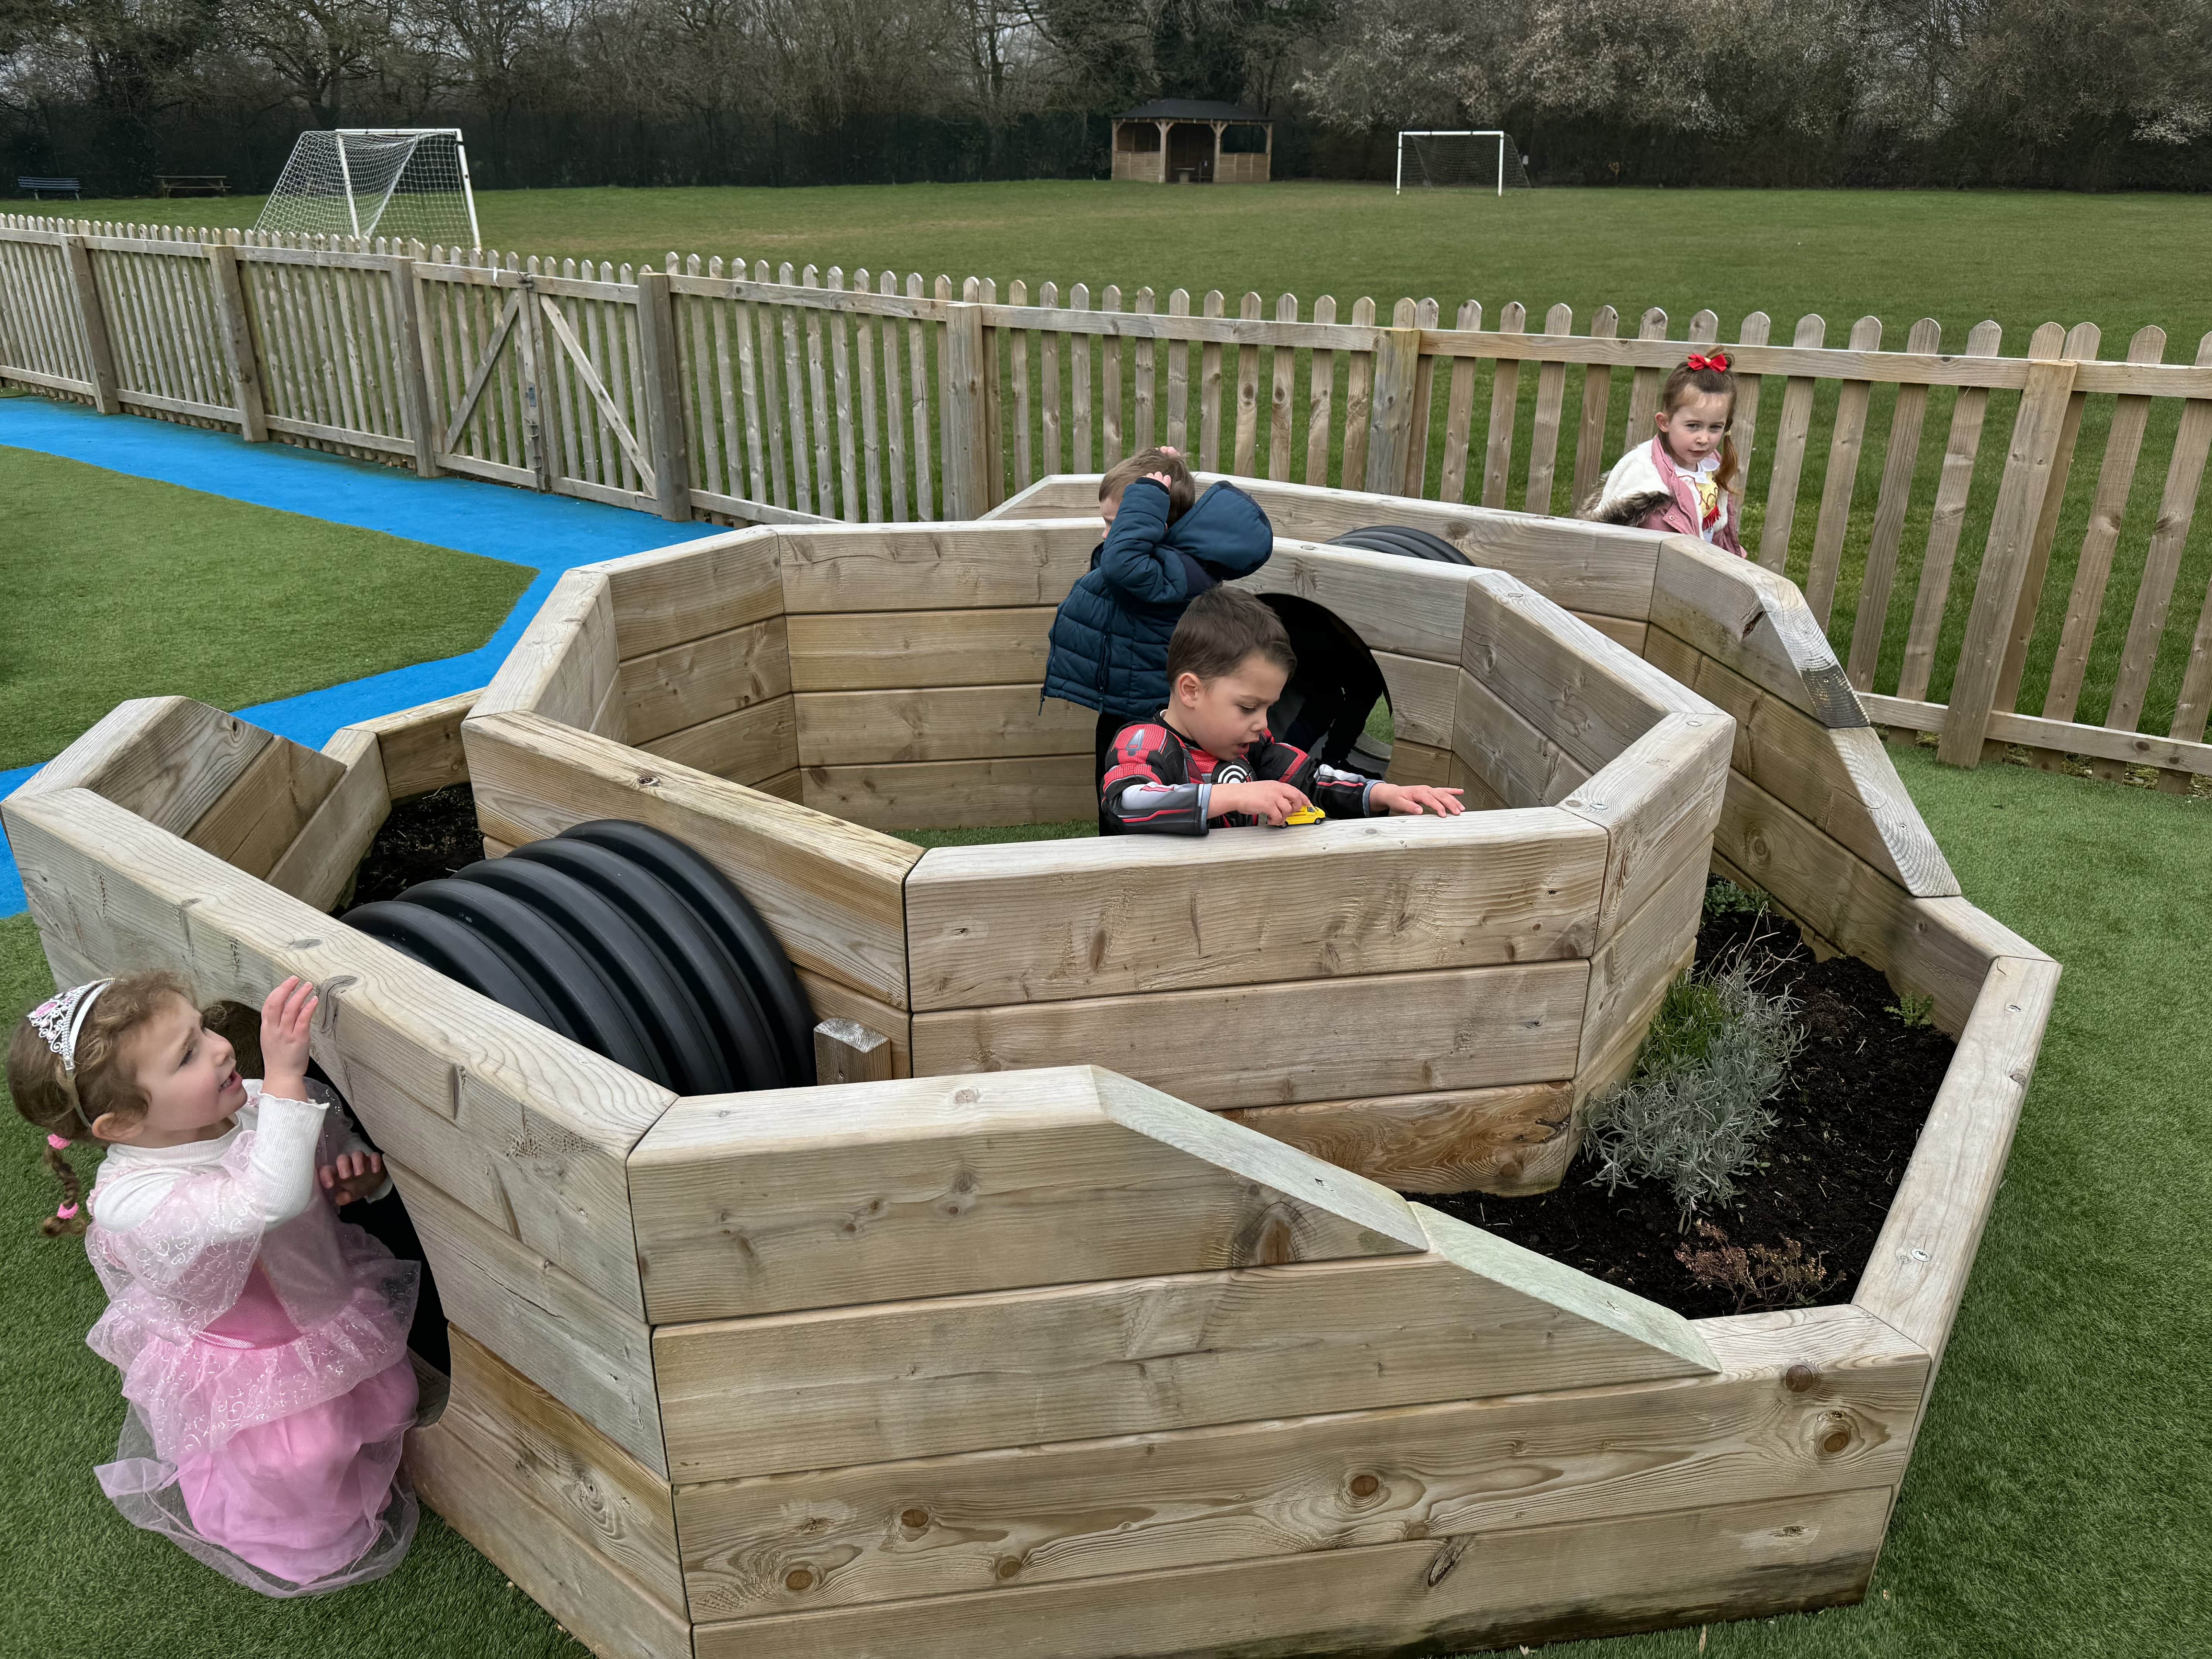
1096 479 1186 605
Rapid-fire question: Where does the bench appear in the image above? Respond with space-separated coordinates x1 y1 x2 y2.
17 177 81 200
156 175 230 197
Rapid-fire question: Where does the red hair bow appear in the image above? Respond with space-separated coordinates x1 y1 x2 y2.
1686 352 1730 373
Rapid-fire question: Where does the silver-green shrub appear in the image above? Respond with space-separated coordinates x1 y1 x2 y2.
1583 938 1807 1225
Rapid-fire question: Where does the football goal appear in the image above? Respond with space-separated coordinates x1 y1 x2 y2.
1395 131 1532 196
254 128 481 249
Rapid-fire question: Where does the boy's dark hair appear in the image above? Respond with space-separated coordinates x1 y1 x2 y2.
1167 587 1297 686
1100 448 1197 521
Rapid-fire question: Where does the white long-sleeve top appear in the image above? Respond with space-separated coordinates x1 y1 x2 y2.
91 1081 385 1234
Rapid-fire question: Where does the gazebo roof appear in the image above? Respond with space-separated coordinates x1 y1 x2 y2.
1114 100 1271 123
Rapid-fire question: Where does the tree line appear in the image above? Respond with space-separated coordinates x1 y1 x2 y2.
4 0 2207 194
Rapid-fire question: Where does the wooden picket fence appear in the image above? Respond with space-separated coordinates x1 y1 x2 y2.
4 211 2210 788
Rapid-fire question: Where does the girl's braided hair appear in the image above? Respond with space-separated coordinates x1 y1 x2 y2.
7 970 198 1236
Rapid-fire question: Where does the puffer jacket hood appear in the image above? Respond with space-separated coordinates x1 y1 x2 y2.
1042 478 1275 719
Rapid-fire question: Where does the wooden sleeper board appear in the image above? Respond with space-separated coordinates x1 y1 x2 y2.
1221 1080 1573 1196
802 755 1095 831
585 525 782 660
472 568 618 731
627 1065 1431 1323
654 1203 1716 1482
340 687 481 800
671 1303 1920 1622
618 614 791 747
777 519 1099 612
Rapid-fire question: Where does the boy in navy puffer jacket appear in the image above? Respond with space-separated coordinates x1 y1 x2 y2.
1041 448 1275 826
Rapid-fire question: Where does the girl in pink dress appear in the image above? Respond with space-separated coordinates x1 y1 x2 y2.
1582 353 1749 555
9 971 419 1597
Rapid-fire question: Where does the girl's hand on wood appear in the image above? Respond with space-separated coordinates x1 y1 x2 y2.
319 1149 385 1206
259 977 317 1101
1372 783 1466 817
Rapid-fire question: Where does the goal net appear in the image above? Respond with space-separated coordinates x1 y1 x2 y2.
1396 131 1533 196
254 129 480 249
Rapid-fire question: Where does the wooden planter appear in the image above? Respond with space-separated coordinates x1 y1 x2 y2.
1 481 2056 1659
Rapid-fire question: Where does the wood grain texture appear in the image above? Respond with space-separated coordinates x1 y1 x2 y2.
1711 769 2046 1034
4 786 670 1317
1238 538 1478 664
343 687 480 799
19 696 273 835
904 809 1606 1011
1372 650 1458 745
778 519 1099 611
471 568 618 731
1559 710 1731 940
1462 569 1710 774
673 1304 1920 1622
589 525 783 659
637 691 797 785
618 615 790 746
629 1065 1429 1322
802 756 1095 830
1644 629 1959 897
1854 953 2058 1373
690 1484 1891 1659
436 1327 684 1608
183 725 348 881
1221 1081 1573 1196
1576 843 1709 1084
1649 536 1864 726
264 725 390 910
795 685 1091 766
407 1413 691 1659
911 957 1589 1111
463 709 919 1007
1452 667 1594 810
795 969 912 1077
656 1202 1714 1481
787 607 1055 691
812 1017 893 1084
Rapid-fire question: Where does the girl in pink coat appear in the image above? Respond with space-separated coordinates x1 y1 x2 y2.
1582 353 1747 555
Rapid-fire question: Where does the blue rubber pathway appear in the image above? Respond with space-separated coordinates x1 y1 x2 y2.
1 397 710 916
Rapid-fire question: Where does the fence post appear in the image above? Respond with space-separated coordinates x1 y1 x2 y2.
385 255 440 479
58 233 120 414
204 240 267 442
513 273 552 492
942 301 990 519
1364 326 1422 496
633 269 692 522
1937 356 2080 767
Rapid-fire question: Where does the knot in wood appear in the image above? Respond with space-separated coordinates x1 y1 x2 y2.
995 1556 1023 1580
900 1508 929 1531
1817 1418 1853 1457
1783 1362 1820 1393
1348 1473 1381 1499
784 1567 815 1592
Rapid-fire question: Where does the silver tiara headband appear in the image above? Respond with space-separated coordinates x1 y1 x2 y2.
29 980 114 1075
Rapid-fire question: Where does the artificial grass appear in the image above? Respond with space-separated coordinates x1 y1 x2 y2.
0 447 533 769
1 744 2202 1656
895 816 1094 847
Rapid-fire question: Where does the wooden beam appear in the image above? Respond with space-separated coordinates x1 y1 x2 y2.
673 1304 1919 1623
1221 1080 1573 1195
811 1017 893 1084
589 526 784 660
1238 539 1477 663
787 607 1056 691
58 232 120 412
1559 711 1733 940
942 301 989 517
655 1202 1715 1481
628 1065 1431 1323
1362 327 1422 495
777 519 1099 612
17 696 272 835
632 269 693 521
340 687 481 800
1452 667 1593 809
803 755 1094 830
903 809 1606 1012
1648 534 1865 728
263 725 390 910
1645 630 1959 896
795 684 1090 767
910 958 1589 1112
462 709 919 1007
472 568 617 730
204 242 267 441
183 726 347 882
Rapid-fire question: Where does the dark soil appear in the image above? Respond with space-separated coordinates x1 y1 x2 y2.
1427 884 1958 1320
340 785 486 910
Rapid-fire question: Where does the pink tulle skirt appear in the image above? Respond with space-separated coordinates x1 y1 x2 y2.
96 1264 420 1597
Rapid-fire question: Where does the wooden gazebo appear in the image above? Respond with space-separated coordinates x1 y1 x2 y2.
1111 100 1273 184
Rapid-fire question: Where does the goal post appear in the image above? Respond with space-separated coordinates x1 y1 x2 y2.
1395 131 1532 196
255 128 481 250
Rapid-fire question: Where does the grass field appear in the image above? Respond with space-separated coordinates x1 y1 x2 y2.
21 181 2212 746
1 738 2203 1658
0 445 532 770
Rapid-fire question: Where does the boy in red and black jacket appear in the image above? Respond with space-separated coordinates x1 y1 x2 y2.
1103 586 1465 835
